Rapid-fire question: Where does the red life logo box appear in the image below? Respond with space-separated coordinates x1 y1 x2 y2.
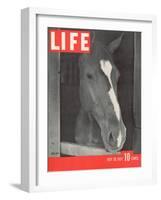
48 29 91 53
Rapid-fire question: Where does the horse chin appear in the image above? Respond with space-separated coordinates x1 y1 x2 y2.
89 112 126 153
101 133 125 153
101 128 126 153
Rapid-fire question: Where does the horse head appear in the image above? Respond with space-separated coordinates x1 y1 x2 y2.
76 33 126 153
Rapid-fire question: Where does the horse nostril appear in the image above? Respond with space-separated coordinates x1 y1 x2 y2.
108 132 112 142
108 132 117 147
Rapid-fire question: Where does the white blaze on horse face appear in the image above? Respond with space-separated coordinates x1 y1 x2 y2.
100 60 122 147
100 60 120 120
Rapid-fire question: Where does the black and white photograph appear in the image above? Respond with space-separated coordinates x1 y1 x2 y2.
48 28 141 161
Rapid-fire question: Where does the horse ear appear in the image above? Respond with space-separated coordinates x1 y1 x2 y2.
91 31 95 43
107 33 124 54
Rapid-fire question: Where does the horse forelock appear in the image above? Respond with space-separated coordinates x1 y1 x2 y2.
79 41 113 71
91 41 112 61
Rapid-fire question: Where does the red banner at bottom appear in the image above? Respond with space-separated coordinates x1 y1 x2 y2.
48 151 141 172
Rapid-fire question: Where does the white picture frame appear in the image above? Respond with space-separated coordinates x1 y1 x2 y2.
21 7 157 192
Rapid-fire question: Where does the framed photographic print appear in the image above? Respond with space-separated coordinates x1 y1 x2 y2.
21 7 156 192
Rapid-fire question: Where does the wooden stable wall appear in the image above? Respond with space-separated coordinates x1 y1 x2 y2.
48 52 60 157
133 32 141 153
61 142 111 156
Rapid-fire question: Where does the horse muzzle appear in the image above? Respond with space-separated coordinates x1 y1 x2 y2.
101 121 126 153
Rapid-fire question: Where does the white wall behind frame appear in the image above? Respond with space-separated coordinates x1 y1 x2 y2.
0 0 160 200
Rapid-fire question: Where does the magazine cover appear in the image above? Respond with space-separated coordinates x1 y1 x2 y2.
47 28 141 171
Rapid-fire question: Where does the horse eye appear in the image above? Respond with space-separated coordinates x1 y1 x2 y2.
87 73 93 79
